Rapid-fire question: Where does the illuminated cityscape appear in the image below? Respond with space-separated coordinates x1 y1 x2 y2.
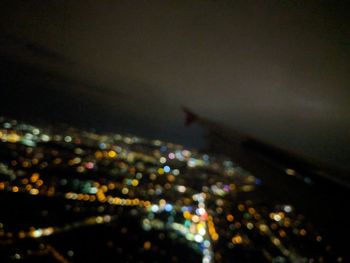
0 117 344 263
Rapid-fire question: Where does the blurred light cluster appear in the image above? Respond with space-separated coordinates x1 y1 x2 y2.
0 117 343 263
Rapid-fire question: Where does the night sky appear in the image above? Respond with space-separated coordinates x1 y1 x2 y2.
1 1 350 171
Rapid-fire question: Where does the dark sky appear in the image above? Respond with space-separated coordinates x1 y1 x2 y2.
0 1 350 170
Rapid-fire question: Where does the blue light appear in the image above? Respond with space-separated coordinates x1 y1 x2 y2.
165 204 173 212
304 177 312 184
202 154 210 162
163 165 171 173
99 143 106 149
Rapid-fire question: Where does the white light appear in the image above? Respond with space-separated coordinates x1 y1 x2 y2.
151 205 159 213
199 228 206 236
103 215 111 222
64 136 72 142
41 134 50 142
204 240 211 247
177 185 186 193
196 207 206 216
32 128 40 135
187 159 196 167
32 229 42 238
194 234 203 243
203 249 210 256
283 205 292 213
273 214 282 221
89 187 97 194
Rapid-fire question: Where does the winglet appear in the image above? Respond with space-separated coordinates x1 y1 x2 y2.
182 107 198 126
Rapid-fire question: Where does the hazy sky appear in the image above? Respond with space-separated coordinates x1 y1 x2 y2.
1 1 350 170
